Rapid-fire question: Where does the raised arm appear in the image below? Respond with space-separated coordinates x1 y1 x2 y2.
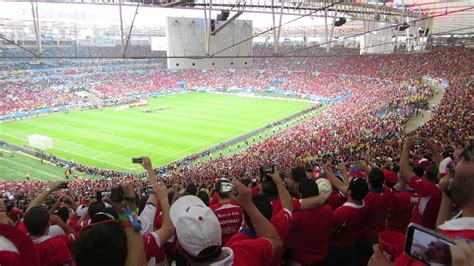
142 157 158 185
50 214 75 235
152 182 174 243
231 180 282 253
400 137 416 182
26 181 64 212
424 138 443 168
324 163 348 194
299 191 331 211
267 169 293 212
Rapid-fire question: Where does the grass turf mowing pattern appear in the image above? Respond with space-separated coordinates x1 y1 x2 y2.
1 93 312 173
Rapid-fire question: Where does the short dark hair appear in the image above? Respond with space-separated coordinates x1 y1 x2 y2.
261 180 278 198
298 178 319 198
73 223 127 266
244 194 272 231
425 164 439 183
349 177 369 202
24 206 50 236
56 206 69 223
197 191 210 207
185 183 198 196
91 207 118 224
413 165 424 177
88 201 106 217
368 168 385 189
291 167 306 183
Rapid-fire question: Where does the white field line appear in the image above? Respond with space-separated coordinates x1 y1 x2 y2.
91 141 145 160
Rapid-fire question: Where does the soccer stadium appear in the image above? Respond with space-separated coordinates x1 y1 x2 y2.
0 0 473 265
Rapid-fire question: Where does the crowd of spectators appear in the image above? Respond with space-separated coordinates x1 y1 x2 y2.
0 47 473 266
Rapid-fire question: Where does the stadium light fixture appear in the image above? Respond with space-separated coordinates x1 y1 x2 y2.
334 17 346 27
396 22 410 31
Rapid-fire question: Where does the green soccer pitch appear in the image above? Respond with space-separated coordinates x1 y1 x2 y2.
1 93 313 173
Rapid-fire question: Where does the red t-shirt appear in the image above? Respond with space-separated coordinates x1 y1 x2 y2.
228 237 275 265
32 235 74 266
363 186 395 238
226 209 292 266
143 232 165 264
386 189 419 233
67 216 81 233
395 217 474 266
330 201 369 248
270 198 302 216
327 191 347 211
210 192 219 205
288 204 334 264
409 175 442 230
251 186 261 195
210 201 243 244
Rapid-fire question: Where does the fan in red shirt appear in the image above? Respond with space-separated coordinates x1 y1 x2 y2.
227 169 294 266
369 144 474 266
326 167 370 266
170 180 284 266
24 207 75 266
386 173 419 233
210 179 244 245
400 137 442 230
356 167 396 265
20 181 76 266
287 178 334 266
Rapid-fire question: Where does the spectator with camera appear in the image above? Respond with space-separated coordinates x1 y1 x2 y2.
226 168 294 265
210 178 243 245
22 181 76 266
73 180 174 266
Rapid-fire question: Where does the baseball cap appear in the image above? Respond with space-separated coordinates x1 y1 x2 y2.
170 196 222 257
315 178 332 194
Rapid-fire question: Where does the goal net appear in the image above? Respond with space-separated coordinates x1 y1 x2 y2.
28 134 53 149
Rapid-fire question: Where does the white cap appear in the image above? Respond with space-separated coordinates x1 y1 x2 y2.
316 178 332 194
439 157 453 174
170 196 222 257
76 205 88 218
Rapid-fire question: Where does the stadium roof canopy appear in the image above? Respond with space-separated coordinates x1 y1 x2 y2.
0 0 472 58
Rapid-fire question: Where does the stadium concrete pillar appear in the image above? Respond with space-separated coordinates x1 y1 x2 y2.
30 0 41 56
324 10 329 53
275 0 285 54
327 7 337 53
271 0 278 54
119 0 125 55
206 0 213 55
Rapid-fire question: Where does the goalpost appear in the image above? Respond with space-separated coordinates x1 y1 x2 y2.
28 134 53 149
